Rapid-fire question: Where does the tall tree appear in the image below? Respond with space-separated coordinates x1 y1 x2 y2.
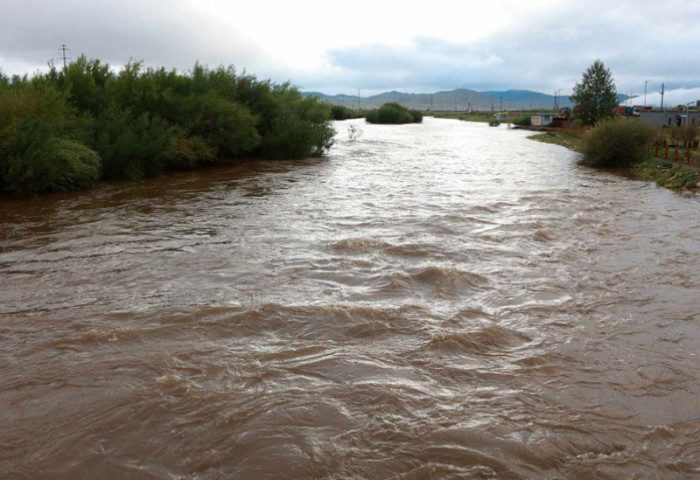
570 60 618 126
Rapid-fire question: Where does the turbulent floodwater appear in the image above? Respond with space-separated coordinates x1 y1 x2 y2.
1 118 699 479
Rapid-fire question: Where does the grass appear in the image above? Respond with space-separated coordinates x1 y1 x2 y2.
527 131 699 193
630 159 699 192
528 132 581 151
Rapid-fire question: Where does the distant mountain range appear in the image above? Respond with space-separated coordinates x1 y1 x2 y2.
303 89 630 111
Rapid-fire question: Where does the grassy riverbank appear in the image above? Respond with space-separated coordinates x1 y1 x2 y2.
528 131 700 193
528 132 580 151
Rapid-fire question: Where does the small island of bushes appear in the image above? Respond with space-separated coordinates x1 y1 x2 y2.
0 56 336 197
365 102 422 124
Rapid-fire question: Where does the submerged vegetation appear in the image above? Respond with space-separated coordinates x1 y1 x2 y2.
0 56 335 196
365 103 422 124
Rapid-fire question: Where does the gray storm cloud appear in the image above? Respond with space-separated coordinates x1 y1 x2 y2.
1 0 699 98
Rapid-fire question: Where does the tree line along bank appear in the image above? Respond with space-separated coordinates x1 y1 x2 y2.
0 56 336 196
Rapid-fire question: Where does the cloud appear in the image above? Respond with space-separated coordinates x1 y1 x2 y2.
292 37 512 94
0 0 268 73
627 87 700 108
2 0 700 96
296 1 700 95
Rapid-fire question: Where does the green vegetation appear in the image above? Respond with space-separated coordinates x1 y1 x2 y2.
528 120 698 192
579 118 655 168
669 124 699 148
330 105 365 120
512 114 531 126
0 56 335 196
528 132 581 150
632 159 699 191
570 60 618 126
365 103 422 124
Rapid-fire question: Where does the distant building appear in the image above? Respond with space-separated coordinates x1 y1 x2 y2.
531 113 554 126
639 110 699 128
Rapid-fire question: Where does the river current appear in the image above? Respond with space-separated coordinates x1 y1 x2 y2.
1 118 699 479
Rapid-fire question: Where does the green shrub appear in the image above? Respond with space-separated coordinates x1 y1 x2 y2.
579 118 655 168
330 105 358 120
366 102 422 124
182 92 260 160
170 132 216 169
258 87 335 159
94 105 174 180
0 118 100 195
0 84 99 195
513 114 531 126
410 109 423 123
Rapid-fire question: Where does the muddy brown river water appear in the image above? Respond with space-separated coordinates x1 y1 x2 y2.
1 118 699 479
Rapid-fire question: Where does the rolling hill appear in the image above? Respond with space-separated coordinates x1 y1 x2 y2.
304 89 630 111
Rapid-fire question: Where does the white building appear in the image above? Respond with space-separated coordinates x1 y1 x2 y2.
639 110 699 128
531 113 554 126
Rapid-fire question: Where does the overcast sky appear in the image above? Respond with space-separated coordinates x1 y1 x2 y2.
2 0 700 105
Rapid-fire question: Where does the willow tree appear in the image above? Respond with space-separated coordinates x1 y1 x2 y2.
570 60 618 126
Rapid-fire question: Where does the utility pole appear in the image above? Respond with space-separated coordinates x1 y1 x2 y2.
59 44 71 68
357 89 361 111
644 80 648 107
660 83 665 111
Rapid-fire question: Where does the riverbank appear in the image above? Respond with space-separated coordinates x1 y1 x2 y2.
528 132 700 193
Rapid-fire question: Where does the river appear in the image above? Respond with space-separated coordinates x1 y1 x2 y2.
1 117 699 479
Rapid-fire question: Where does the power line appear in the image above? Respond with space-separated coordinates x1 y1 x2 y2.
58 44 71 68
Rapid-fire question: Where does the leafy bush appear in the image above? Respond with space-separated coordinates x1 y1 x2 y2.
409 109 423 123
182 92 260 160
0 84 99 195
170 132 216 169
579 118 655 168
258 86 335 159
94 105 174 180
330 105 359 120
513 114 531 126
0 117 101 195
366 103 422 124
